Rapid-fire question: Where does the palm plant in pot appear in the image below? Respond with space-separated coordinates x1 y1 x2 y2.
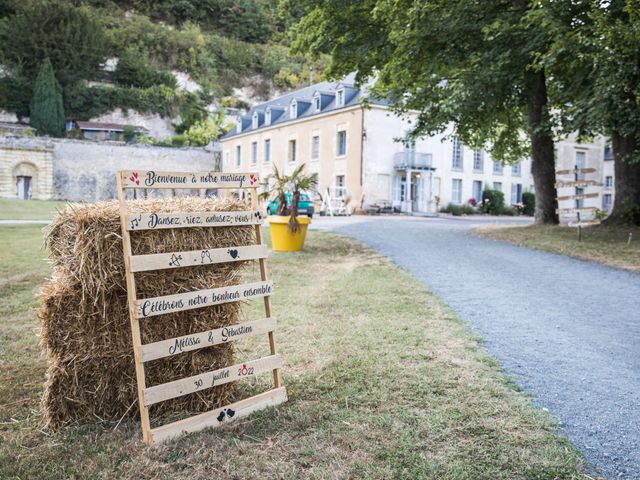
266 164 318 251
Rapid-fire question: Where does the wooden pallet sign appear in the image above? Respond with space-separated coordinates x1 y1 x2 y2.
116 170 286 445
556 166 601 240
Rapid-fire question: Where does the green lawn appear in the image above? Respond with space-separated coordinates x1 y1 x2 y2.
0 225 589 479
0 199 69 221
475 223 640 272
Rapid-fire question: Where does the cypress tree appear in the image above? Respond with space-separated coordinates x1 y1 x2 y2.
30 59 65 137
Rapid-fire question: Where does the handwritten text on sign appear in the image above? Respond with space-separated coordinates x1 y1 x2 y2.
136 281 273 318
143 355 283 406
130 244 268 272
122 170 259 189
140 317 277 362
127 210 262 231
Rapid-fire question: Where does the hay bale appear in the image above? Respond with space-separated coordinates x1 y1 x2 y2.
39 197 255 428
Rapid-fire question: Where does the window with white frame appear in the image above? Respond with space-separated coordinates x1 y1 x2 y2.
493 161 503 174
473 149 483 172
493 181 502 192
576 151 586 168
511 183 523 204
265 108 271 126
337 130 347 156
264 139 271 163
235 145 241 167
336 175 345 197
336 89 345 107
311 135 320 160
603 193 612 210
314 94 321 112
605 175 613 188
452 136 463 170
252 112 258 129
512 162 521 176
452 179 462 204
251 141 257 164
472 180 483 202
288 139 296 163
290 100 297 119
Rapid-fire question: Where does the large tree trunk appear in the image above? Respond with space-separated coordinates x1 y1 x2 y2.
525 70 559 225
607 131 640 224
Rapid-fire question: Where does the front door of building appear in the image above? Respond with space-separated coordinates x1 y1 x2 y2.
16 176 32 199
412 174 425 212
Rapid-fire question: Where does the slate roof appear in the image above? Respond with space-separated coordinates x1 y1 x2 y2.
222 74 388 139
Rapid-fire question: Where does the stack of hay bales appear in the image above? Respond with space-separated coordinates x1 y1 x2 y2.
38 197 255 428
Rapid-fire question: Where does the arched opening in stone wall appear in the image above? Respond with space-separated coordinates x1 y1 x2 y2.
13 162 38 200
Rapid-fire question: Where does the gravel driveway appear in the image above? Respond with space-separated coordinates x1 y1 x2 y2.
313 215 640 480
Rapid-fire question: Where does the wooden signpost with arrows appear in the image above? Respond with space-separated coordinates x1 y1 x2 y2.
116 170 286 445
555 166 601 241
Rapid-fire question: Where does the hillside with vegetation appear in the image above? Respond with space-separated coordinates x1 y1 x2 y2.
0 0 324 144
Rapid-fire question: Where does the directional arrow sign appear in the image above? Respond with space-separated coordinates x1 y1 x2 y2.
557 193 600 201
556 167 597 175
555 180 601 188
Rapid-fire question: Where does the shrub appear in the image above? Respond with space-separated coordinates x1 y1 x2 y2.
461 204 476 215
481 189 505 215
522 191 535 216
440 203 464 216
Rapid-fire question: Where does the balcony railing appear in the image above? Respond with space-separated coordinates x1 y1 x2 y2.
393 151 434 170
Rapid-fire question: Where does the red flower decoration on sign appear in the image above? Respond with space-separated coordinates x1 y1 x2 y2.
249 174 257 186
129 172 140 186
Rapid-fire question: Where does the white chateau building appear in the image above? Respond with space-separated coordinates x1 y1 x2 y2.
221 77 614 217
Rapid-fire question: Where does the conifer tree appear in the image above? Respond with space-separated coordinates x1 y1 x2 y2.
30 59 65 137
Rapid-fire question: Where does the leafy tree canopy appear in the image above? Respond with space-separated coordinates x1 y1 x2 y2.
290 0 559 164
0 0 108 87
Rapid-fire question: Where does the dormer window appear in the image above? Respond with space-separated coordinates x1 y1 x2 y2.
313 93 321 112
265 108 271 126
252 112 259 129
290 100 297 119
336 88 345 107
236 117 242 133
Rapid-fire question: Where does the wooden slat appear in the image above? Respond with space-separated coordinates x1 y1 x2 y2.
131 244 268 272
150 387 288 444
556 167 597 175
117 172 153 444
556 207 598 214
250 187 281 389
557 192 599 201
555 180 601 188
144 355 283 406
121 170 259 189
140 317 277 362
126 210 263 231
568 220 601 227
136 281 273 319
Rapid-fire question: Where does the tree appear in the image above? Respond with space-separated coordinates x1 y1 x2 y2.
289 0 562 224
533 0 640 224
0 1 107 88
30 59 65 137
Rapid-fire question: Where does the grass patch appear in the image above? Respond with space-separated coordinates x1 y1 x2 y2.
0 199 69 221
0 226 589 479
474 223 640 272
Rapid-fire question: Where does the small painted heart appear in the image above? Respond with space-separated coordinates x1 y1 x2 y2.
226 408 235 418
249 174 257 185
228 249 239 259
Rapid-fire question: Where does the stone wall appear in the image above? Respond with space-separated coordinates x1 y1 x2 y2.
0 136 214 201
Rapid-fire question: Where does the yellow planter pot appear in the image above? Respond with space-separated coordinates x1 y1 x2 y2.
267 215 311 252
